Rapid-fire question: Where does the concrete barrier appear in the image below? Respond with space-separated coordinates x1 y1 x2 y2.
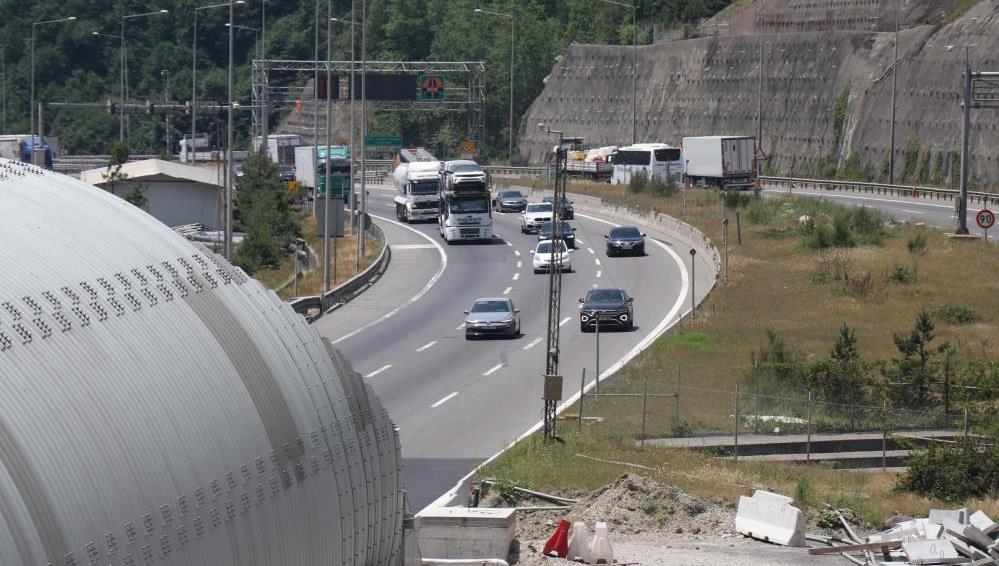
735 490 806 547
415 507 516 561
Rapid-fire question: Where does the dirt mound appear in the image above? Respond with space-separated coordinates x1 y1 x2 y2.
512 474 735 542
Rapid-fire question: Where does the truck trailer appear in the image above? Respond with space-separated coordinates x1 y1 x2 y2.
681 136 756 189
294 145 351 200
438 160 492 243
392 148 440 223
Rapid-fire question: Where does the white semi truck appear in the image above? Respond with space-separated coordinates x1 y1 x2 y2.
438 160 492 243
392 148 440 223
681 135 757 189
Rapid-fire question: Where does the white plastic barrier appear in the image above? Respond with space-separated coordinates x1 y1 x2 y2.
588 521 614 564
735 490 806 547
567 522 592 563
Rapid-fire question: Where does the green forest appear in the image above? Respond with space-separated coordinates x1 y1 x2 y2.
2 0 730 160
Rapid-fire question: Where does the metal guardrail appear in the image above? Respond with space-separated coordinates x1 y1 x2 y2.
483 165 546 177
761 175 999 207
288 216 390 322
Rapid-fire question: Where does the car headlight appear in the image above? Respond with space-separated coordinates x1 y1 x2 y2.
500 318 514 324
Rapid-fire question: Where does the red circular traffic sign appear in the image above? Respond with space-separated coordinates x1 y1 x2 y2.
977 209 996 230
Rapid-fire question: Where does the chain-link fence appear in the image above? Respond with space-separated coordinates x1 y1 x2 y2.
571 364 982 471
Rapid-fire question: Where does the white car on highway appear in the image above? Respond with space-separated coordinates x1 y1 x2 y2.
520 202 553 233
531 239 573 273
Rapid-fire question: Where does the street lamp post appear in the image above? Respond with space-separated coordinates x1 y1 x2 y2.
359 0 368 263
324 2 333 292
474 8 515 162
31 16 76 160
593 0 636 144
194 2 243 164
121 9 169 144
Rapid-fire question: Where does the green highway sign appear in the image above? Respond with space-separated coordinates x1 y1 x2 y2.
364 135 403 149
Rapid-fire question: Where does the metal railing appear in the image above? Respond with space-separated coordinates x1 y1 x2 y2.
761 175 999 206
288 215 390 322
483 165 546 177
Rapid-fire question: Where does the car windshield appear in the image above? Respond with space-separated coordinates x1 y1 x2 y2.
536 241 566 254
470 300 511 314
279 166 294 174
527 203 553 213
452 164 482 173
449 198 489 214
610 227 642 239
543 196 569 204
501 191 523 199
587 289 625 303
411 180 438 195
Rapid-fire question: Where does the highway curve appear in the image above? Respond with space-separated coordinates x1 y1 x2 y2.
314 184 690 511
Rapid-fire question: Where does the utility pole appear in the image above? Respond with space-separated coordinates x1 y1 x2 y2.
225 0 235 259
161 69 171 156
323 0 333 292
757 0 764 146
359 0 368 262
313 0 320 212
540 124 566 444
957 49 972 235
888 0 899 183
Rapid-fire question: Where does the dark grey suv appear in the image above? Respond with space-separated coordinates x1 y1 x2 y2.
579 288 634 332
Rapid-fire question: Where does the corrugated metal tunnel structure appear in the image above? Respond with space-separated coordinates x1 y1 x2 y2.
0 158 404 565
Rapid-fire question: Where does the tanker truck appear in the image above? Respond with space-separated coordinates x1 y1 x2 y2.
392 148 440 223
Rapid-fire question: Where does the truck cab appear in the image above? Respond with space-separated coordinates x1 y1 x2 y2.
393 159 440 223
438 160 492 243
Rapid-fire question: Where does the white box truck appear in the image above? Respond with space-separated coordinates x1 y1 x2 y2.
681 136 756 189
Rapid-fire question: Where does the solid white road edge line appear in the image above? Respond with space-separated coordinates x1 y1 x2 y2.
761 188 983 213
482 363 503 376
430 392 458 408
364 364 392 378
416 340 437 352
421 211 691 513
328 213 448 346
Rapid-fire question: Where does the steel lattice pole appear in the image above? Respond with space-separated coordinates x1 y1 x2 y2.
544 141 566 443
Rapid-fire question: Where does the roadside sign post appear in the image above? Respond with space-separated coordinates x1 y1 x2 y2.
977 209 995 240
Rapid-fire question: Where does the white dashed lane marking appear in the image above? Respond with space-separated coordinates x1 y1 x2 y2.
364 365 392 378
559 317 571 327
596 270 602 278
512 273 520 281
416 340 438 352
522 337 543 350
587 248 595 254
503 287 512 295
430 392 458 408
482 364 503 376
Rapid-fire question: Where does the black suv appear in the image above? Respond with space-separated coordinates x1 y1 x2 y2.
537 221 576 248
605 225 646 256
542 196 574 219
579 288 634 332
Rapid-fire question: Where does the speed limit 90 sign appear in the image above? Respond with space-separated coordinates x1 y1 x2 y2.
977 209 996 230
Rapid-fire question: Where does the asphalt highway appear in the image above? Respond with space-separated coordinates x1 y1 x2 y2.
314 184 689 511
763 186 995 238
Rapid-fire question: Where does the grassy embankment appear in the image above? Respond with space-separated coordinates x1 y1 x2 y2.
252 213 381 299
481 179 999 523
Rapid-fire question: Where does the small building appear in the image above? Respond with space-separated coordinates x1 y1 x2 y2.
80 159 222 230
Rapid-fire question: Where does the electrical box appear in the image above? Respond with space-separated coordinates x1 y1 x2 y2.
544 374 563 401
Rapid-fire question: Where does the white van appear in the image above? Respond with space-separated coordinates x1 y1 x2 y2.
610 143 683 185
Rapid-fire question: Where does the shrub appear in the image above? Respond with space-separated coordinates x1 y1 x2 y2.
803 223 835 250
896 443 999 502
723 189 753 209
933 304 981 325
886 266 915 284
628 170 649 193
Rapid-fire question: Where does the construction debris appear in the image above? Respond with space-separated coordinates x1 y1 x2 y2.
815 508 999 565
735 490 807 547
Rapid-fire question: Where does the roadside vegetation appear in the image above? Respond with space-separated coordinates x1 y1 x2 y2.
233 151 379 299
482 179 999 522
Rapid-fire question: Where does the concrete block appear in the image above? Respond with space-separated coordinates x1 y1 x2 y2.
416 507 516 560
970 511 998 536
942 518 994 550
567 521 592 563
735 490 806 547
929 508 967 526
903 539 962 565
946 536 990 560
